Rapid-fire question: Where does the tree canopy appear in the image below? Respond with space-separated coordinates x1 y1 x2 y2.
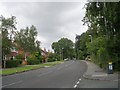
76 2 120 70
52 38 75 60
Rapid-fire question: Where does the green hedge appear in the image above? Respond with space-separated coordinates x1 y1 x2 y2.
6 60 22 68
47 58 56 62
47 53 59 62
27 59 40 65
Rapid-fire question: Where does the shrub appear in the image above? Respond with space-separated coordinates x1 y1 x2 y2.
6 60 22 68
18 59 23 64
47 57 56 62
34 52 42 63
27 53 40 65
27 59 39 65
16 54 24 60
47 53 57 62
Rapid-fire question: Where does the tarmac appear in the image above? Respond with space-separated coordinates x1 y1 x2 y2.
83 60 119 82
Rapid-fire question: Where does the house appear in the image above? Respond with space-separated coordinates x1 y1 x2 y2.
41 48 49 63
10 47 18 60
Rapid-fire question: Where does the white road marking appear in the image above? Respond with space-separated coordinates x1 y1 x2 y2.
77 81 80 84
2 81 23 88
74 85 77 88
73 78 81 88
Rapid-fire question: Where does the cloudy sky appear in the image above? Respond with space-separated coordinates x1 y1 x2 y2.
0 2 88 51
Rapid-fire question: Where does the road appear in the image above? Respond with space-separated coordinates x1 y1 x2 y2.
77 78 118 88
2 60 87 88
2 60 118 88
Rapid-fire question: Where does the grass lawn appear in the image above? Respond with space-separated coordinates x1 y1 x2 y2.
0 61 64 75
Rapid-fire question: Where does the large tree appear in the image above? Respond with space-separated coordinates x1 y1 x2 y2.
15 25 38 53
52 38 75 60
81 2 120 70
0 16 16 60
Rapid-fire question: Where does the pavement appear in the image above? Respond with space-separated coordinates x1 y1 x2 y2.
83 61 119 82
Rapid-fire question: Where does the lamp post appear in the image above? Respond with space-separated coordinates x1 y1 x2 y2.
89 35 93 43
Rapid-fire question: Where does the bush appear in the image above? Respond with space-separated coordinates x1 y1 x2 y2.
27 53 40 65
34 52 42 63
6 60 22 68
47 53 57 62
18 59 23 64
47 57 56 62
27 59 39 65
16 54 24 60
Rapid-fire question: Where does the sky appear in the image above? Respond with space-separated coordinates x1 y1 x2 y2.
0 2 88 51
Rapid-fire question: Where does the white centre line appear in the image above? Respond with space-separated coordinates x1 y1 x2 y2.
2 81 23 88
77 81 80 84
74 85 77 88
73 78 82 88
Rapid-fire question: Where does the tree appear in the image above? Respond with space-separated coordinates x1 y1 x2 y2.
52 38 75 60
14 25 42 62
81 2 120 70
15 25 38 53
0 16 16 60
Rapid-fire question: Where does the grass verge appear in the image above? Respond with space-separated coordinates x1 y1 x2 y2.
0 61 64 76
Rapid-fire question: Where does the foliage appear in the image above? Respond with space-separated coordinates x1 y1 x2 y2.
86 37 106 54
80 2 120 70
47 53 59 62
27 59 40 65
16 53 25 60
15 25 38 53
34 51 42 63
6 60 22 68
0 16 43 68
52 38 75 60
0 16 16 59
27 52 41 65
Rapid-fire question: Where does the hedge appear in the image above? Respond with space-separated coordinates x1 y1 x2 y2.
27 59 40 65
6 60 22 68
47 58 56 62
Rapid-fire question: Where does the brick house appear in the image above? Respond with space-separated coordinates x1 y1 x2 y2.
41 48 49 63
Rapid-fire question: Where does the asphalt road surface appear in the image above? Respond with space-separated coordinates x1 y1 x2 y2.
77 78 118 88
2 60 118 88
2 60 87 88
